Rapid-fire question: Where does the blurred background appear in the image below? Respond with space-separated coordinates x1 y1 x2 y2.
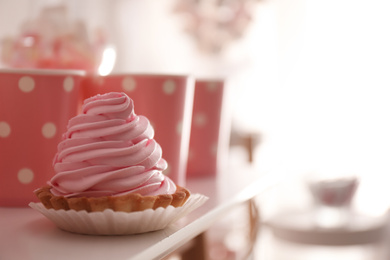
1 0 390 259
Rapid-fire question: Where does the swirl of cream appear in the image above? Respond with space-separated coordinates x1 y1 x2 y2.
49 92 176 197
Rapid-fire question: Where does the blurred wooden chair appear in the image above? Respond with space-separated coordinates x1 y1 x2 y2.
167 130 263 260
229 129 262 164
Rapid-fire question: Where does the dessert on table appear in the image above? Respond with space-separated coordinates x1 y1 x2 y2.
30 92 206 235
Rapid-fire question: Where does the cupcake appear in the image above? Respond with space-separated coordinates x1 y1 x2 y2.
30 92 208 235
34 92 190 212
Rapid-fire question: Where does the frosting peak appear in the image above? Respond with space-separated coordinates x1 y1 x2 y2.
49 92 176 197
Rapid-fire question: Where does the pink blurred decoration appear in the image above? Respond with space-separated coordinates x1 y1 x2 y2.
309 177 359 207
306 170 360 228
187 79 228 178
1 5 107 72
173 0 260 54
82 74 195 186
0 68 85 207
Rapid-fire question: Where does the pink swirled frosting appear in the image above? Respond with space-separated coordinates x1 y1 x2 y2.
49 92 176 198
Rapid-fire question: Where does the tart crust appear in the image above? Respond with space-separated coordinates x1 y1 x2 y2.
35 185 191 213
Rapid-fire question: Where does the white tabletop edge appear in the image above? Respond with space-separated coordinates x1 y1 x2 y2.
131 173 281 260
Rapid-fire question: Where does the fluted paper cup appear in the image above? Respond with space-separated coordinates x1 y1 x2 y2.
29 193 208 235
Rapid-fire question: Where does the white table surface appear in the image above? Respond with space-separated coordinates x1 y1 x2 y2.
0 168 279 260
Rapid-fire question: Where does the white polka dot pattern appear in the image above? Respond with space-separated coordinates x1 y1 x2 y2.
176 121 183 135
187 80 225 178
18 168 34 184
18 76 35 92
188 149 195 160
122 76 136 92
0 121 11 137
164 165 171 176
63 76 74 92
194 113 207 127
207 82 218 92
42 122 57 138
163 80 176 95
210 142 218 155
0 71 86 205
96 77 105 86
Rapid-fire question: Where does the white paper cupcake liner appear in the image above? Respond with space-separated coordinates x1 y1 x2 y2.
29 193 208 235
